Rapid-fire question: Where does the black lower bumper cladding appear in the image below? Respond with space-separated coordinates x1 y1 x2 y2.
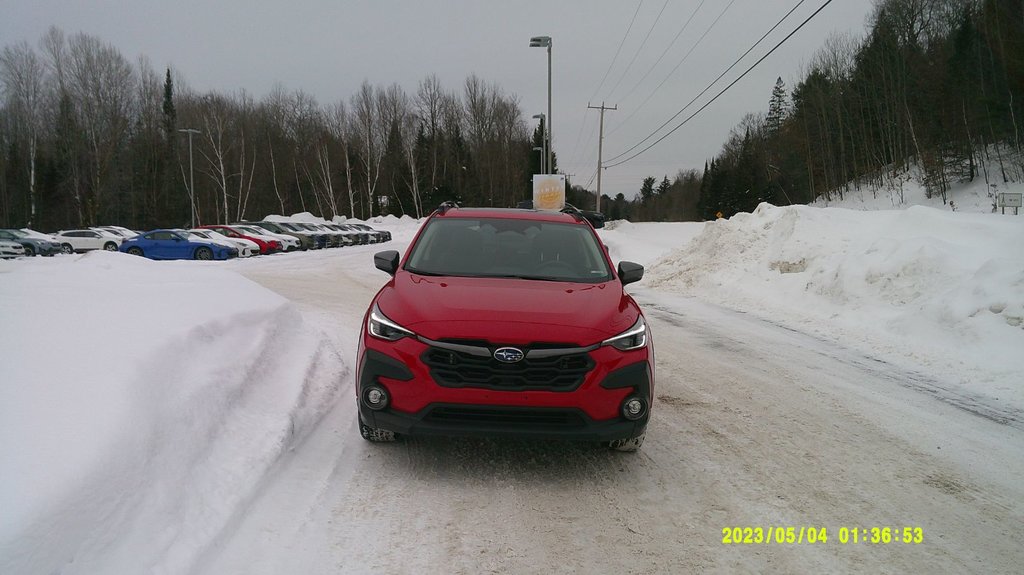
358 350 651 441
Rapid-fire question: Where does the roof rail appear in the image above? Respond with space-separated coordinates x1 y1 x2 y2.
559 204 585 223
437 201 460 214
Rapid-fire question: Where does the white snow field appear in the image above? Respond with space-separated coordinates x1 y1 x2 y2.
1 206 1022 574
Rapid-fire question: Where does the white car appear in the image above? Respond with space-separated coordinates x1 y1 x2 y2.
0 240 26 259
54 229 123 253
189 229 256 258
233 224 300 252
92 226 140 240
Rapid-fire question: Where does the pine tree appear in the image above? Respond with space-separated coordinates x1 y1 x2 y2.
639 176 656 204
766 77 788 134
657 175 671 196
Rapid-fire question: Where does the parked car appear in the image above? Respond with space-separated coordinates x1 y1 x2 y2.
92 225 140 240
275 221 330 249
198 225 281 255
189 228 257 257
356 204 653 451
306 223 352 247
328 223 369 244
0 229 62 256
348 222 391 242
120 229 236 260
232 224 300 252
242 221 314 250
53 229 122 253
0 239 26 259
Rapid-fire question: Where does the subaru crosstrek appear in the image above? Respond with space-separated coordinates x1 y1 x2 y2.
356 205 654 451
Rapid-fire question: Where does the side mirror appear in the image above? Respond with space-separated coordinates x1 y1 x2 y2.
374 250 400 276
618 261 644 286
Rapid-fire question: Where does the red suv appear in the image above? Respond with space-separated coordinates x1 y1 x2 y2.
356 205 653 451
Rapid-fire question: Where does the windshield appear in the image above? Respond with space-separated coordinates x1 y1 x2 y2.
404 217 612 282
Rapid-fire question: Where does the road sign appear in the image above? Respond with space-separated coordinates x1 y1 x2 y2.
998 193 1022 208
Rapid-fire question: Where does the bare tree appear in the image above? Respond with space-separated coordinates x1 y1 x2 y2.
0 41 47 227
353 81 384 218
64 32 135 224
326 100 356 217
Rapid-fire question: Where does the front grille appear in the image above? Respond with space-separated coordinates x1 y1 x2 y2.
422 345 594 391
423 406 587 428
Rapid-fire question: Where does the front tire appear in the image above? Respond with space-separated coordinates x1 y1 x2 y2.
103 242 118 251
127 247 144 256
194 246 213 260
61 243 74 254
23 245 35 256
607 432 646 452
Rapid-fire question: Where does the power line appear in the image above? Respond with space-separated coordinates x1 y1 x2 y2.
588 1 644 104
606 0 835 168
603 0 671 102
613 0 709 108
607 0 738 137
607 0 809 162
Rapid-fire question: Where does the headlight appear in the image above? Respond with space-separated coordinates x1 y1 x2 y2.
368 303 415 341
602 315 648 351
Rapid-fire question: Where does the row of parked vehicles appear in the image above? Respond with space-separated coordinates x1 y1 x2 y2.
0 221 391 260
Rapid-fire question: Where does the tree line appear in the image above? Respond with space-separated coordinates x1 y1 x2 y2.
0 27 543 230
628 0 1023 221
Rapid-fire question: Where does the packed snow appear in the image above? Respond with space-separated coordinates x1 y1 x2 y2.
1 204 1021 573
0 251 344 573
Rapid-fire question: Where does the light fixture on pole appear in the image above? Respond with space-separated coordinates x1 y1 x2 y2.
529 35 552 174
531 113 546 173
177 128 201 228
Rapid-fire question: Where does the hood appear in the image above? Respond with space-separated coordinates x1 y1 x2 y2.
376 272 638 346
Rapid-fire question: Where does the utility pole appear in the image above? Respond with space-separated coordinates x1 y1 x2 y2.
588 102 616 212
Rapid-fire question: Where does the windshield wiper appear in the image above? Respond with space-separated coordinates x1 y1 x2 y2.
482 274 563 282
404 266 447 277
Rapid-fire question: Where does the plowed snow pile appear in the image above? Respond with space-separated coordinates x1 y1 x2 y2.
0 251 346 574
647 203 1024 403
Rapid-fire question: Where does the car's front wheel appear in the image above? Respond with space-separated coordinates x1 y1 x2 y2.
194 246 213 260
60 243 73 254
359 416 398 442
23 245 35 256
103 241 118 251
127 247 144 256
607 432 645 452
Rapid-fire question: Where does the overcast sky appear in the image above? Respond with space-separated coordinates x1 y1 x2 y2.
2 0 876 199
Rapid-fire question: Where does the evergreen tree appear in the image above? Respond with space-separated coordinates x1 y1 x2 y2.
766 77 788 134
639 176 656 204
656 175 671 196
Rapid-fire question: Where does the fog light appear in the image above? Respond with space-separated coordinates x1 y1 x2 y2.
364 385 389 411
622 397 646 421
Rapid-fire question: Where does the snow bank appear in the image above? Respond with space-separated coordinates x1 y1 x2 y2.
0 252 345 574
646 203 1024 403
598 220 705 267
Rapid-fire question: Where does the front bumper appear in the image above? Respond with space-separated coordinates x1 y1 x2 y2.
356 340 653 441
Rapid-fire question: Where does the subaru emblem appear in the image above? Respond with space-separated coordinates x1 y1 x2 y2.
493 347 525 363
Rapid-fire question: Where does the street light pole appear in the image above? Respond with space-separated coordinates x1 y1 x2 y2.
178 128 201 228
532 113 546 174
532 146 545 174
530 36 552 174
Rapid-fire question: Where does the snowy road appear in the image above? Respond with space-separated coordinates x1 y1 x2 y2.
192 243 1024 575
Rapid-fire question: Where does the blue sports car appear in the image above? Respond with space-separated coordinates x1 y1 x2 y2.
119 229 237 260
